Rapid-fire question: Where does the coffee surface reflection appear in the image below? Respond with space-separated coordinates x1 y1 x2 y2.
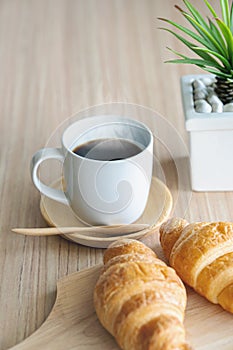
72 138 142 161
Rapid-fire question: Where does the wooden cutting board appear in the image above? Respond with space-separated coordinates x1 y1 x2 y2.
10 264 233 350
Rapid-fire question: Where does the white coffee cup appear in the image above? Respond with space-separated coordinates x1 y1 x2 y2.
31 115 153 225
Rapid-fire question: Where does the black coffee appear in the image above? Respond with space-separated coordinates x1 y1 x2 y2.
72 138 142 161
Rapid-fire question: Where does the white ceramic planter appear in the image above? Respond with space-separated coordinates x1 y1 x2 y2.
181 74 233 191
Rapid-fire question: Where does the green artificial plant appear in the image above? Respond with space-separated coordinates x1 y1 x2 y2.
159 0 233 103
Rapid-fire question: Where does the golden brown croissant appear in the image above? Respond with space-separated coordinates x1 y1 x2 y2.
160 217 233 313
94 238 192 350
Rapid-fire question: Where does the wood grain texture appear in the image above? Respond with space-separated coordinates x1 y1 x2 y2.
9 261 233 350
0 0 232 349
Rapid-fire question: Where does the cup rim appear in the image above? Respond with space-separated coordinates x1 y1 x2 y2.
61 115 153 163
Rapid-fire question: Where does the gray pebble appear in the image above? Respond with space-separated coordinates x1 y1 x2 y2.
194 89 207 100
223 102 233 112
207 93 223 105
200 76 215 86
191 76 224 113
194 99 212 113
212 102 223 113
192 79 206 90
207 93 223 113
206 86 215 95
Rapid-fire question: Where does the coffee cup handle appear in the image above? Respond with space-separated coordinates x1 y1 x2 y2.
31 148 69 205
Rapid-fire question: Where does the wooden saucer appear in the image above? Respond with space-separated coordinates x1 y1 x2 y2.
40 177 173 248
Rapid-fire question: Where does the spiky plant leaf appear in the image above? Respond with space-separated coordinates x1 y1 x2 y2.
165 57 225 71
159 0 233 80
208 18 226 50
159 18 222 53
220 0 231 27
230 2 233 32
175 4 225 52
194 47 232 70
215 18 233 65
199 67 232 78
166 48 231 78
166 58 232 78
203 0 218 18
183 13 227 56
160 27 225 64
183 0 210 30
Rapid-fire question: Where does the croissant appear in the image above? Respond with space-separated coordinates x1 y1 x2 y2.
94 238 192 350
160 217 233 313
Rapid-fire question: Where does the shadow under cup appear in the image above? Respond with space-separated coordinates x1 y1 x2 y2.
62 116 153 226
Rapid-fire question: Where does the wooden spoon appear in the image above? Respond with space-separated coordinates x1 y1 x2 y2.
12 224 150 237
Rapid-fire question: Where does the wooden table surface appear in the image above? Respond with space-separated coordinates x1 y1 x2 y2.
1 0 233 349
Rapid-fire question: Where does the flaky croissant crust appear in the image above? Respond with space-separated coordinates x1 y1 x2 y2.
94 239 192 350
160 217 233 313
